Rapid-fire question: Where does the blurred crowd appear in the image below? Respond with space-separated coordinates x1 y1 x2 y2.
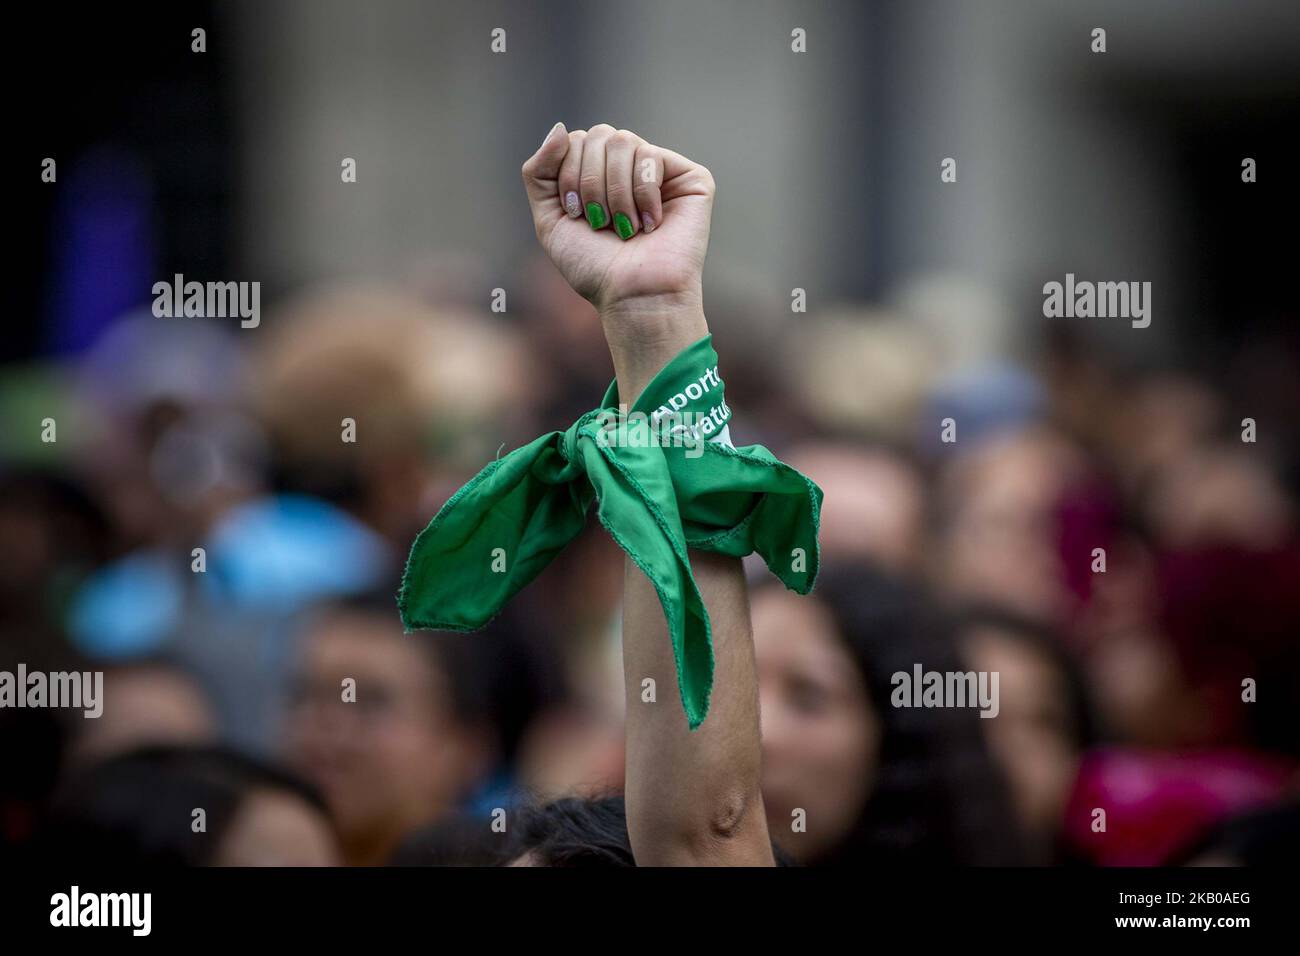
2 259 1298 867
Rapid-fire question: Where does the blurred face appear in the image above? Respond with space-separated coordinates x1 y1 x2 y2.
284 611 483 865
212 789 341 866
67 666 216 769
784 444 925 573
752 589 879 863
1144 446 1293 550
962 627 1080 855
938 431 1080 625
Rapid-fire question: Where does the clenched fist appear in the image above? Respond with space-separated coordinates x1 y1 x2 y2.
522 124 714 374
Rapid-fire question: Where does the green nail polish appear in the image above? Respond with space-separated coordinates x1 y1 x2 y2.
613 212 634 240
585 202 607 229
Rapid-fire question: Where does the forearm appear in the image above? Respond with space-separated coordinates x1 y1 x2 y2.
621 551 771 865
604 303 773 867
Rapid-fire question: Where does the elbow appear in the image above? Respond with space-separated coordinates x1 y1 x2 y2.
704 786 754 842
631 785 765 864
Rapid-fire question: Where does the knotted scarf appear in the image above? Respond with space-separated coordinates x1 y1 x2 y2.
398 334 822 729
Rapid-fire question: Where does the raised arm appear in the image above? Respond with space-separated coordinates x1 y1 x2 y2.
522 123 773 865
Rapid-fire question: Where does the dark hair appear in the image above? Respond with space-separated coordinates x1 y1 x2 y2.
41 744 329 866
767 563 1027 866
387 796 635 867
506 796 638 866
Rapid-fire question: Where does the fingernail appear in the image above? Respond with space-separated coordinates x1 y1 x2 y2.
585 202 607 229
564 192 582 217
543 121 565 145
613 212 634 240
641 212 655 234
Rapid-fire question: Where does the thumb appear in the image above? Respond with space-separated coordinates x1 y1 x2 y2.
521 122 569 208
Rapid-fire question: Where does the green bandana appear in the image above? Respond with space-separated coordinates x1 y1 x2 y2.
398 334 822 730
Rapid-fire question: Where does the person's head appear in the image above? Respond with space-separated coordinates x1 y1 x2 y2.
283 593 497 865
251 284 534 544
505 796 637 867
956 607 1098 861
932 426 1087 626
44 744 339 866
390 796 640 867
751 563 1024 865
782 440 927 573
1140 442 1294 551
65 660 218 770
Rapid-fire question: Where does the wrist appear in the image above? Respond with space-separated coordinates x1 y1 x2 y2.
599 292 709 403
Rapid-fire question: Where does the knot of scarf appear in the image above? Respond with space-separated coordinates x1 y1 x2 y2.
398 334 822 729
